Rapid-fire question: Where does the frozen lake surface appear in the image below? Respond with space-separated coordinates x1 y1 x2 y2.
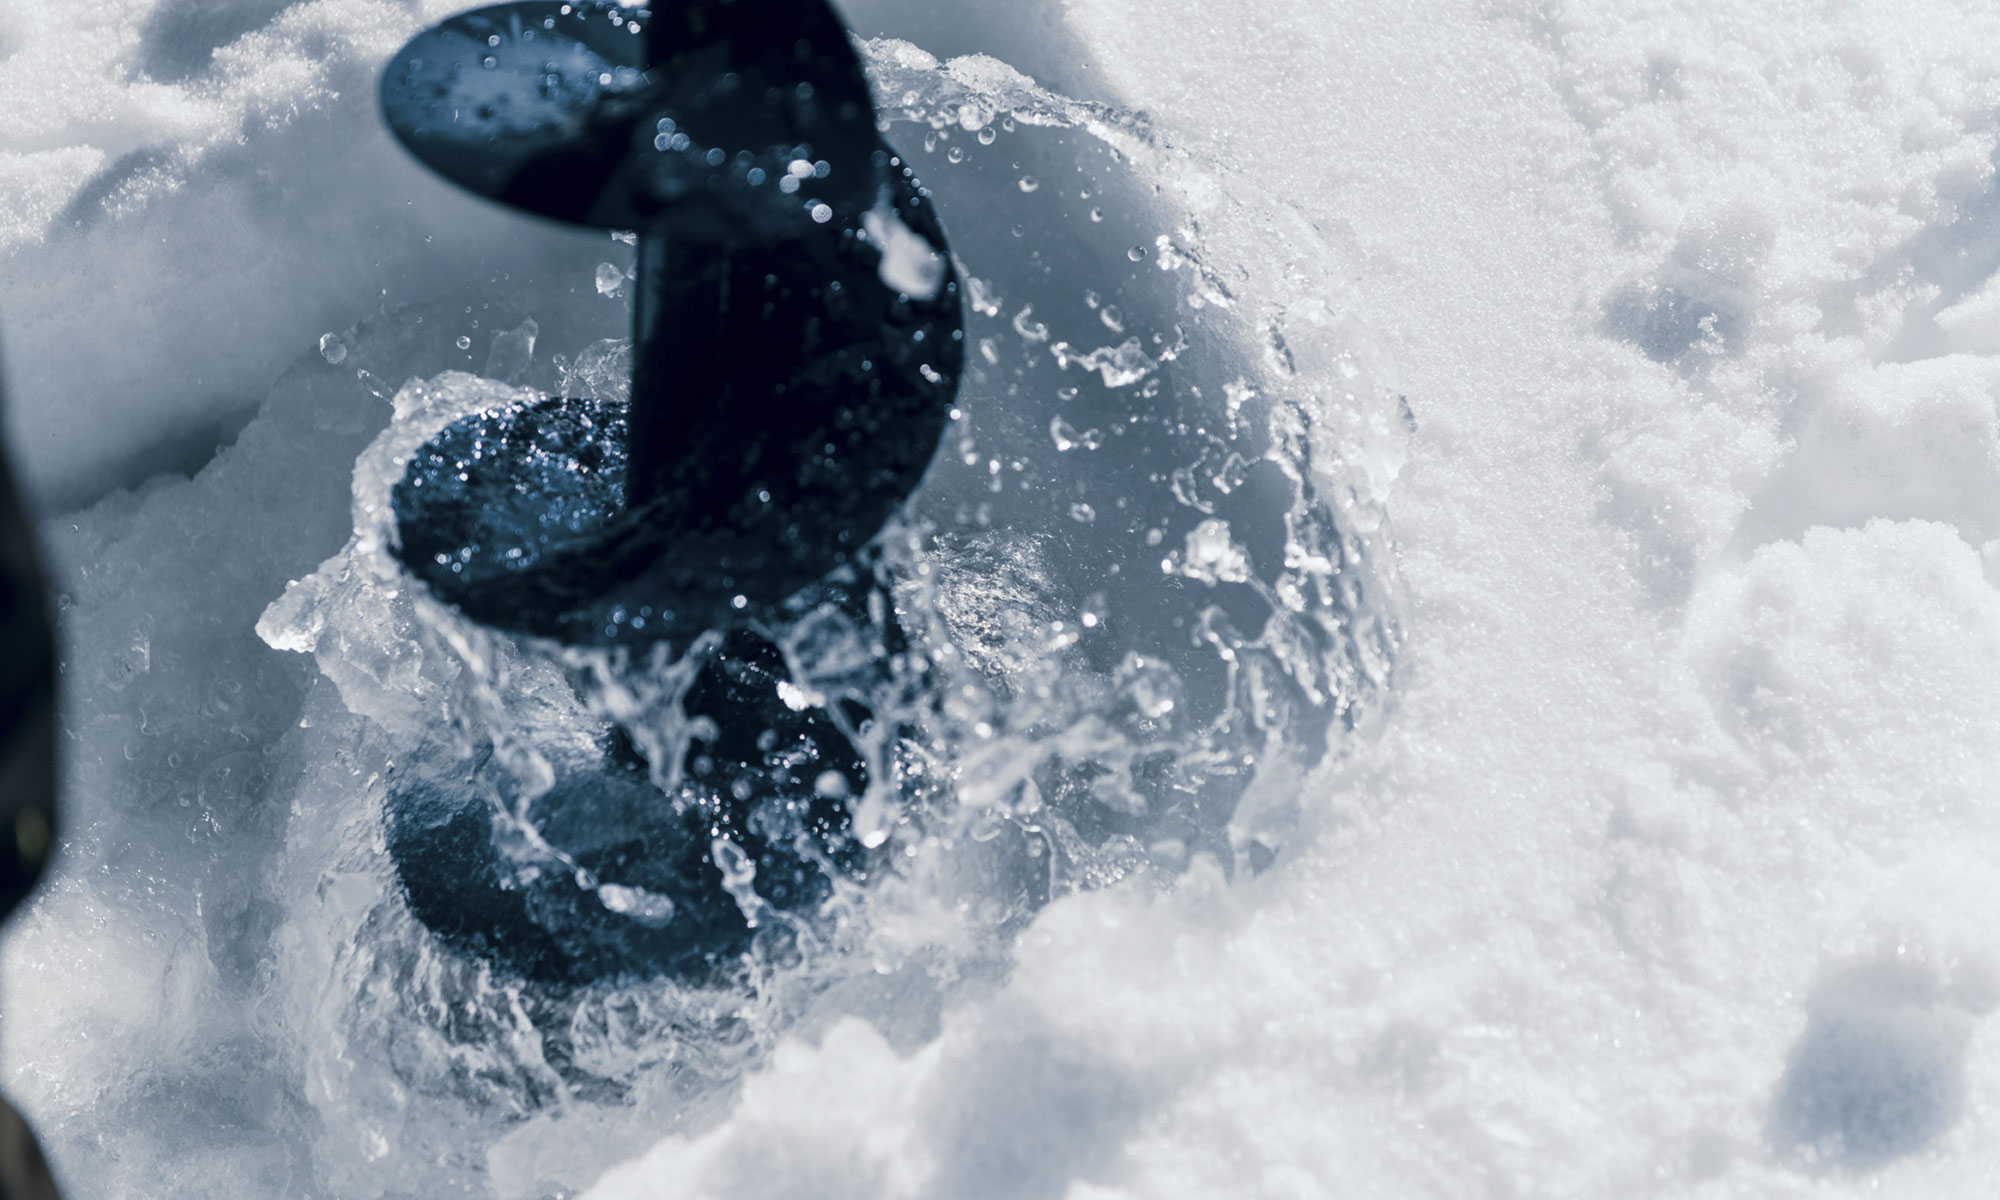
6 0 2000 1196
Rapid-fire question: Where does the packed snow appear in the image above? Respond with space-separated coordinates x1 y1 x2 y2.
6 0 2000 1197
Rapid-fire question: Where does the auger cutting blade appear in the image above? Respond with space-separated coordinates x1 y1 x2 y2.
379 0 962 647
381 1 653 228
384 0 891 234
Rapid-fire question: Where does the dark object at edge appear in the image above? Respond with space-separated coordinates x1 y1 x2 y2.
0 360 66 1197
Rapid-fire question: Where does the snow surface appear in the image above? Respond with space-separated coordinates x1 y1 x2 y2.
6 0 2000 1197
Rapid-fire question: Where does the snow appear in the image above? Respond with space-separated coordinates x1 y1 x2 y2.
0 0 609 511
5 0 2000 1197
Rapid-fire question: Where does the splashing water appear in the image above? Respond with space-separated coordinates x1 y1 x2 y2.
8 40 1403 1199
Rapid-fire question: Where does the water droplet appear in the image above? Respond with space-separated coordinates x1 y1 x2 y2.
1090 207 1105 222
1050 416 1103 452
1018 175 1040 193
965 275 1002 318
597 883 675 928
712 838 757 888
810 203 834 223
1069 502 1097 524
1128 245 1148 262
317 333 347 365
977 126 997 145
455 335 472 350
1011 305 1049 343
947 146 965 164
595 262 624 295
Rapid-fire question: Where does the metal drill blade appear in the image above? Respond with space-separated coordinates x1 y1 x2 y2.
381 1 652 228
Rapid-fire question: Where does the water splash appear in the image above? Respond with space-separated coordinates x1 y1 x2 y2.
141 36 1404 1196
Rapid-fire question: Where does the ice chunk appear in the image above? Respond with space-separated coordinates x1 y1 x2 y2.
862 201 948 299
482 317 539 384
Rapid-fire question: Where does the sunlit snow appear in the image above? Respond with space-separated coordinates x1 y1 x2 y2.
5 0 2000 1197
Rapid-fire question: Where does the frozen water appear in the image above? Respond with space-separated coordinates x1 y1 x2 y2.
7 0 2000 1198
0 1 624 512
1 5 1392 1194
